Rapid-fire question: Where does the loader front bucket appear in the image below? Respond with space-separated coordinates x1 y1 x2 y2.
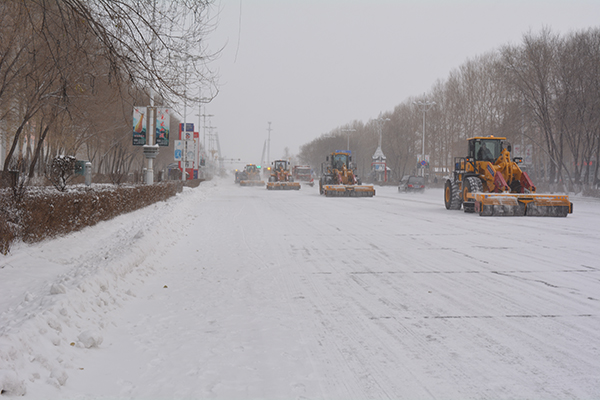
322 184 375 197
266 182 301 190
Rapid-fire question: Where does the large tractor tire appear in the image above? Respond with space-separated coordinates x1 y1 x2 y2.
462 176 484 213
462 176 483 200
444 179 462 210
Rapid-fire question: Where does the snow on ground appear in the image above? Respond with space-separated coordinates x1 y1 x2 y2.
1 178 599 399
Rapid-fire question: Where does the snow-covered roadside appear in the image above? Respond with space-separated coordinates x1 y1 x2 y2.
2 178 600 399
0 181 219 396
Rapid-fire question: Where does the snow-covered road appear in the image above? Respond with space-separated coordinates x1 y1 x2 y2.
2 179 600 399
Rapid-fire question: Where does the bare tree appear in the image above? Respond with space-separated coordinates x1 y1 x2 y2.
297 27 600 194
501 29 570 188
1 0 218 178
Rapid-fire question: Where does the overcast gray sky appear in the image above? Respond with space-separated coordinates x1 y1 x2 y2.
190 0 600 167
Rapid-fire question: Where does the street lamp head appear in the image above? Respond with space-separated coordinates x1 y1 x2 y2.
414 100 436 110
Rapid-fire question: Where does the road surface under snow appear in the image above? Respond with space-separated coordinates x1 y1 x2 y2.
1 179 599 399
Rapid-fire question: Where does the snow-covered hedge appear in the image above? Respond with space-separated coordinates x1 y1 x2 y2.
0 182 183 254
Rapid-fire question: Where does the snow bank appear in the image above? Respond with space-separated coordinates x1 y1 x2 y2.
0 181 217 397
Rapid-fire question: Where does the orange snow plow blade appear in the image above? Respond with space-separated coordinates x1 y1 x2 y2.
322 185 375 197
466 193 573 217
239 180 265 186
266 182 301 190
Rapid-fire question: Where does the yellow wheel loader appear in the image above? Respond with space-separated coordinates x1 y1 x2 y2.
239 164 265 186
266 160 300 190
319 150 375 197
444 136 573 216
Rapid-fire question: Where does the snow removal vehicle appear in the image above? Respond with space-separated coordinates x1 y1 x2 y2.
444 136 573 216
292 165 315 187
238 164 265 186
266 160 300 190
319 150 375 197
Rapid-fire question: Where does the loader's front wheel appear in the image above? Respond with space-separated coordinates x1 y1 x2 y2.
462 177 483 213
444 179 462 210
462 176 484 202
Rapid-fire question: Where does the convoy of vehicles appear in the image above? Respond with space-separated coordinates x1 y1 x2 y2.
231 139 573 217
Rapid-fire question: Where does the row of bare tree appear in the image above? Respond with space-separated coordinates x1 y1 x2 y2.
299 28 600 192
0 0 216 185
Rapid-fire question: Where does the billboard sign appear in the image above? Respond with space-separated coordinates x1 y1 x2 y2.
185 140 196 168
156 108 170 147
513 144 533 165
132 107 147 146
174 139 195 167
179 123 194 140
525 144 533 165
174 140 184 161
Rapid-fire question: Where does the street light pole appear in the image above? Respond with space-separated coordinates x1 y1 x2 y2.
201 111 213 151
267 122 272 166
375 116 390 148
413 100 436 176
341 128 356 151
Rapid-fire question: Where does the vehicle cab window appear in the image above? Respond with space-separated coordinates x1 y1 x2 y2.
476 140 499 162
334 154 347 169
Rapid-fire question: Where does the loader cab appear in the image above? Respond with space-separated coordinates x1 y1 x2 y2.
272 160 289 171
470 137 504 163
331 151 351 170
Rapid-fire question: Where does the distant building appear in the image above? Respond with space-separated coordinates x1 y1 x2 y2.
371 146 387 182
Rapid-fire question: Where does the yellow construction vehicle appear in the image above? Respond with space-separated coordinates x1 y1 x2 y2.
266 160 300 190
319 150 375 197
238 164 265 186
444 136 573 216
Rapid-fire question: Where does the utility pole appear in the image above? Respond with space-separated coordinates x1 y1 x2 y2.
204 123 216 159
200 111 213 151
267 122 272 166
